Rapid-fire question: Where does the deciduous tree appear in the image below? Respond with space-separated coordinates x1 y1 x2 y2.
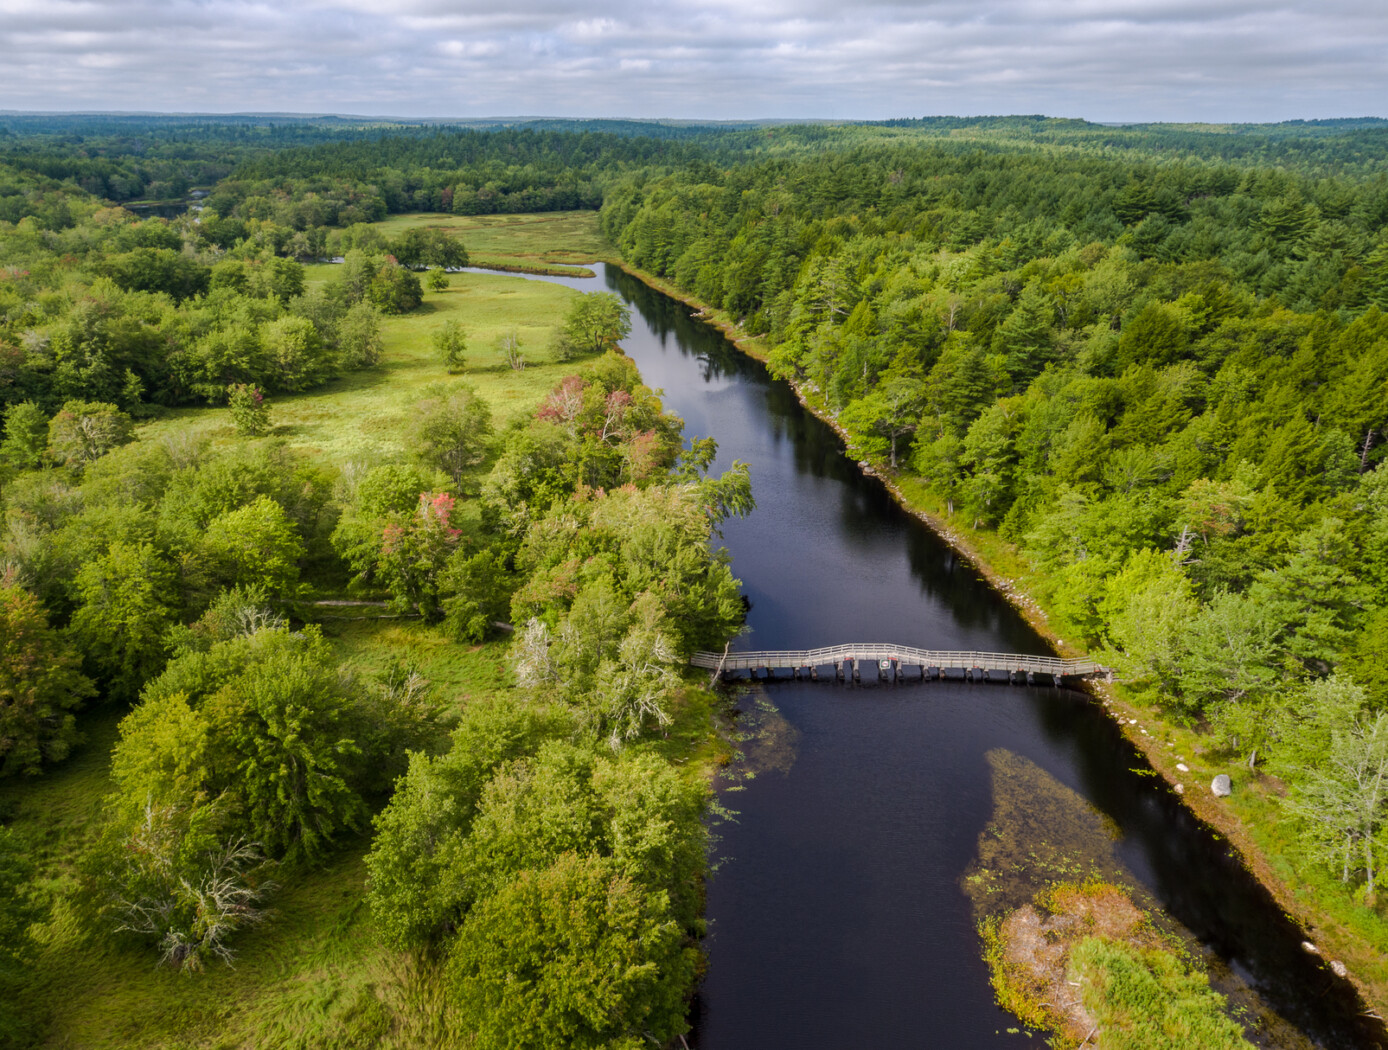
434 320 468 373
555 293 631 361
410 386 493 484
46 400 134 469
446 852 695 1050
69 541 179 702
0 581 95 776
226 383 270 437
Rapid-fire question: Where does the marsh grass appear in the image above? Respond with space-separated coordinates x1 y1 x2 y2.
372 210 611 272
1069 936 1254 1050
325 619 515 716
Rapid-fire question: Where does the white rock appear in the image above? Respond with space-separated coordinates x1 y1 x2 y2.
1302 941 1319 955
1211 774 1233 797
1175 783 1184 794
1330 960 1348 978
1128 719 1138 725
1176 763 1190 773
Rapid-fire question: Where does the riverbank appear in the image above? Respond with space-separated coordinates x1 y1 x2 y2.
610 258 1388 1024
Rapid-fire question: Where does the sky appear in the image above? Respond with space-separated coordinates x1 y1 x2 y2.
1 0 1384 124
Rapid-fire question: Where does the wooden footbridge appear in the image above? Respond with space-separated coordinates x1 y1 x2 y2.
691 644 1108 685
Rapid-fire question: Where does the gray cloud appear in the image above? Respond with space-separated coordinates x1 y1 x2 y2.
0 0 1383 121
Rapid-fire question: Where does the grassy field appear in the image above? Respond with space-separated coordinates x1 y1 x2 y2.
372 210 612 273
144 267 583 464
4 211 728 1049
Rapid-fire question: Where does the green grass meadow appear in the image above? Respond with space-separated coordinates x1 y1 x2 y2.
146 267 584 464
5 212 715 1049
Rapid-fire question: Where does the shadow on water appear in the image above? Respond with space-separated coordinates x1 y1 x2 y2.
476 263 1385 1048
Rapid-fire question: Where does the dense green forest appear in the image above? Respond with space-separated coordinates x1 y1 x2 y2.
0 115 737 212
598 125 1388 925
5 113 1388 1042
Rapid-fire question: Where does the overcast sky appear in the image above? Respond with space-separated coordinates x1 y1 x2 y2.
1 0 1383 123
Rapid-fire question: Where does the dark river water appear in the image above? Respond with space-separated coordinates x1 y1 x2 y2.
479 263 1382 1049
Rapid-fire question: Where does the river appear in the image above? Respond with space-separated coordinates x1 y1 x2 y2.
471 263 1382 1049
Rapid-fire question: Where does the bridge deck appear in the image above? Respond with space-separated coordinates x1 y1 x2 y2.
691 644 1105 678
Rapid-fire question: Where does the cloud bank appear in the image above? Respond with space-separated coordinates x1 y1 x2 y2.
0 0 1383 122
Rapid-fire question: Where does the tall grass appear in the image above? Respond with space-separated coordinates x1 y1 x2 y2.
1070 937 1252 1049
373 210 611 271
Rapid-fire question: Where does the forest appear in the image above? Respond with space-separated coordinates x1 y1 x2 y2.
3 112 1388 1044
596 120 1388 992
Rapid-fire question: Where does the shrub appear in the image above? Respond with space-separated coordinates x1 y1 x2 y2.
87 801 275 972
227 383 270 436
1069 937 1252 1050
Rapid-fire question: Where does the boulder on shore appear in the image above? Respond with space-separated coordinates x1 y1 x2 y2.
1211 774 1233 797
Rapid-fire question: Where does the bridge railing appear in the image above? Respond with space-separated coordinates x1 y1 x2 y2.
690 644 1106 677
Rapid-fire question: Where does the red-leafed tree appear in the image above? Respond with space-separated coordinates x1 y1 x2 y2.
378 492 463 621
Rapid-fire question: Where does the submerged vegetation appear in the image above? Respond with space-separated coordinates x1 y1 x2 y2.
966 750 1299 1047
